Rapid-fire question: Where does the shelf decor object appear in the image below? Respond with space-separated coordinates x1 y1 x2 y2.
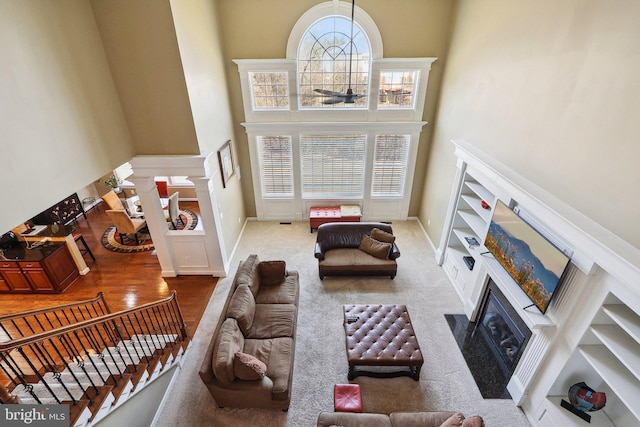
560 381 607 423
217 140 235 188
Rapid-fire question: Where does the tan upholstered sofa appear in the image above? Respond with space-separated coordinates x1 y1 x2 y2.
314 222 400 279
199 254 299 410
317 411 459 427
318 411 486 427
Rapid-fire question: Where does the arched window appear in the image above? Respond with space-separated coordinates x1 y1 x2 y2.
297 15 370 108
235 1 436 222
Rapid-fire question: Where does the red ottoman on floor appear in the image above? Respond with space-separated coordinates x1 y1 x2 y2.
334 383 363 413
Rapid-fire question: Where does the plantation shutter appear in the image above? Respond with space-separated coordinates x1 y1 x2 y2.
300 134 366 198
257 136 294 197
371 135 410 196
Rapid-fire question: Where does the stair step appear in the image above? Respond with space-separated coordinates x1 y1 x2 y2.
124 363 149 391
3 329 187 424
106 373 133 405
13 381 87 402
64 399 91 427
83 385 115 421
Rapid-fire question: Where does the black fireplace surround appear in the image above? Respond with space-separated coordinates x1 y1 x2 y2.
446 280 532 398
477 281 531 375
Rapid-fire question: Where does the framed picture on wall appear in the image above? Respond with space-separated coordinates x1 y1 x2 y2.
217 140 235 188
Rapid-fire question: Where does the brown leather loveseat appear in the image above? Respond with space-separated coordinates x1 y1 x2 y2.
314 222 400 279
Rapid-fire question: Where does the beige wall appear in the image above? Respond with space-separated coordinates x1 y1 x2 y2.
90 0 200 156
1 0 245 259
0 0 134 232
170 0 245 256
216 0 457 217
420 0 640 250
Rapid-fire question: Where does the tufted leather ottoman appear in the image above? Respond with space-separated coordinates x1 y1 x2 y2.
343 304 423 380
333 383 363 412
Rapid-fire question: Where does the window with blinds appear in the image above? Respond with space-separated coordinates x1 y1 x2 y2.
257 136 294 197
300 134 366 198
371 134 410 196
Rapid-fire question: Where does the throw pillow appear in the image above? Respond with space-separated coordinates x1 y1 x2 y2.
226 284 255 335
233 351 267 380
438 413 464 427
462 416 484 427
371 227 395 244
258 260 286 286
359 234 392 259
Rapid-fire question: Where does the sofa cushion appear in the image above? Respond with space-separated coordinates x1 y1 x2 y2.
227 284 255 335
247 304 296 338
359 234 392 259
255 272 299 304
319 248 396 270
212 318 244 385
389 411 459 427
371 227 396 244
461 416 484 427
259 260 286 285
235 254 261 298
317 411 392 427
233 351 267 380
244 336 294 401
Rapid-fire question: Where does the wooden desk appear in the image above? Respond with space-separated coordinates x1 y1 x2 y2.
123 195 169 218
309 205 361 232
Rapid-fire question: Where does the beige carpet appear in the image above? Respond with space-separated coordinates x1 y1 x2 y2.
155 220 532 427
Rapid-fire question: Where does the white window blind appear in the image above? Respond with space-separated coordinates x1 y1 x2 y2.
300 134 366 198
371 134 410 196
257 136 294 197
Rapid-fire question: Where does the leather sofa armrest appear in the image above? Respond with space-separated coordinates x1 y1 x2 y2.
314 242 325 260
389 243 401 260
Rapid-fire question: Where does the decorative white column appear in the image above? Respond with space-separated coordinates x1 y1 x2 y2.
126 175 176 275
129 152 228 277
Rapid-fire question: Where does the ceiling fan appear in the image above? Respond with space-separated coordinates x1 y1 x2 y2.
314 0 364 105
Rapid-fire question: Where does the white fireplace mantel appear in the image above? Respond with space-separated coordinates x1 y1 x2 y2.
437 140 640 427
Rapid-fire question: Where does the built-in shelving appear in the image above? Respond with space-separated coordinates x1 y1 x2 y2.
545 299 640 426
441 173 495 296
439 140 640 427
544 396 615 427
579 345 640 421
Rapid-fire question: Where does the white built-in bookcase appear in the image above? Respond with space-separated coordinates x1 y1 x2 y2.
436 140 640 427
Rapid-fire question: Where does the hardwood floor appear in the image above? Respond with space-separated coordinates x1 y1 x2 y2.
0 201 218 337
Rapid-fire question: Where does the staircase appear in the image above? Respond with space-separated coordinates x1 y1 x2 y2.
0 292 190 427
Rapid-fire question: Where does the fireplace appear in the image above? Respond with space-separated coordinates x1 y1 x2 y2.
476 280 531 375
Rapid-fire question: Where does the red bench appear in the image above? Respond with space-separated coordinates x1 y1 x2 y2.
309 205 361 232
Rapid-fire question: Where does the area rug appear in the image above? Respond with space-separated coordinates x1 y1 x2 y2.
154 220 532 427
101 209 198 253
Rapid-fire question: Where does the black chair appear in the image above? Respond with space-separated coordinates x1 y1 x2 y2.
73 233 95 262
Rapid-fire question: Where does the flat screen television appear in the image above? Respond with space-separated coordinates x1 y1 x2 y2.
484 201 571 314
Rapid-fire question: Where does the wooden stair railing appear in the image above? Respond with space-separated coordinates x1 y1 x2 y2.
0 291 189 426
0 292 112 342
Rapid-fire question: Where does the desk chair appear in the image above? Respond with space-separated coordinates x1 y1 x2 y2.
105 210 148 245
101 190 126 211
164 192 183 229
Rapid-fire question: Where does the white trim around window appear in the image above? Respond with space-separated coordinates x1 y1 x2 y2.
243 121 425 222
